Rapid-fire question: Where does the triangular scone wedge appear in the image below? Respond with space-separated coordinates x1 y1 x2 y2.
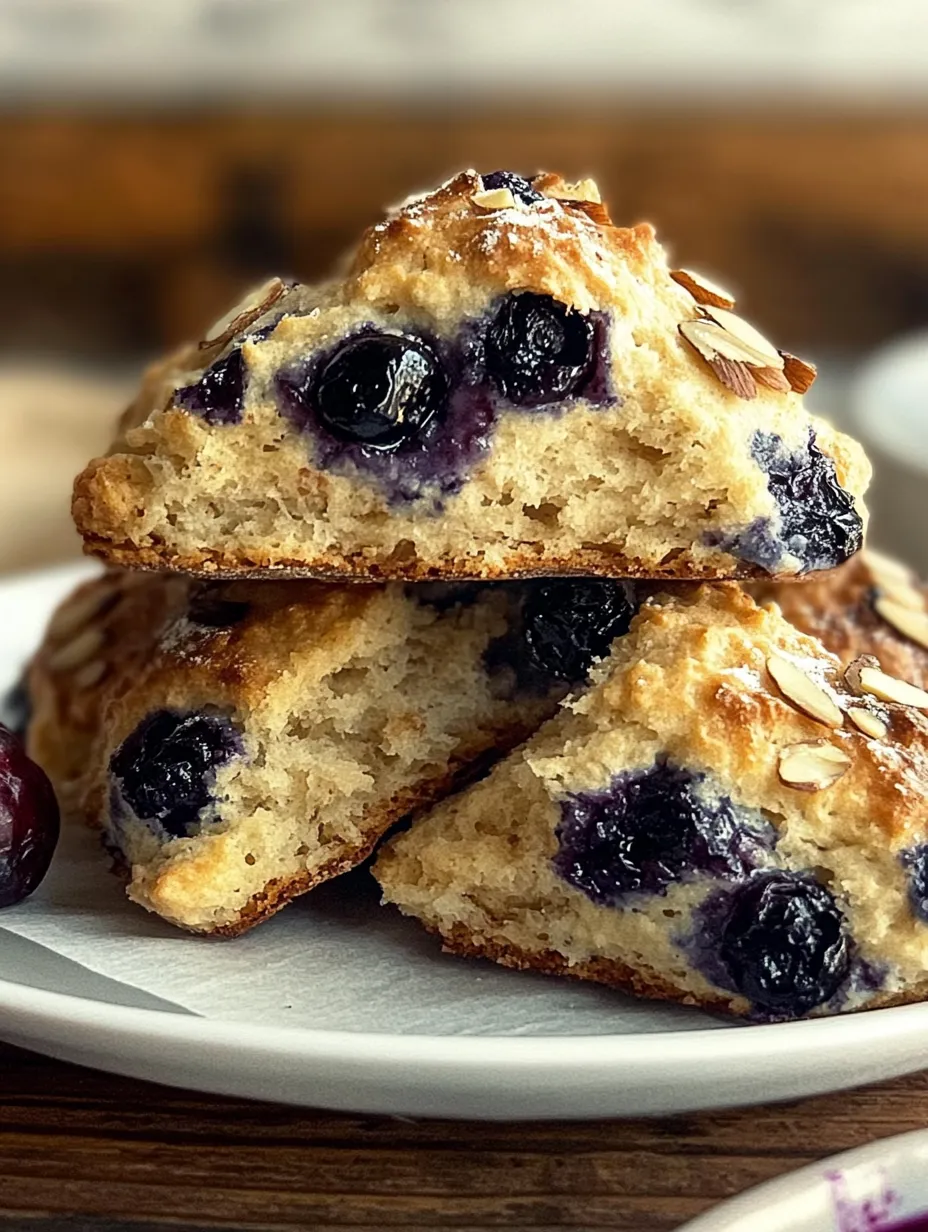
375 585 928 1021
73 170 869 582
28 571 579 935
751 549 928 690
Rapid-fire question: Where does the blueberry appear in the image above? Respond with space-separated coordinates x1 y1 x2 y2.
176 348 246 426
187 590 250 628
297 332 448 452
0 675 31 740
482 171 544 205
110 710 242 839
485 293 597 408
901 845 928 922
554 762 773 906
751 430 863 572
522 579 637 685
0 724 60 907
718 871 849 1016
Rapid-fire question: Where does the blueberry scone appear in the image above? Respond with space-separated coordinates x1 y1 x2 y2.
755 549 928 691
73 170 869 582
28 571 642 934
375 585 928 1021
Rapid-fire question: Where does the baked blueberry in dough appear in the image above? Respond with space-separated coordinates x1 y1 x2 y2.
26 571 590 934
375 585 928 1021
72 170 869 582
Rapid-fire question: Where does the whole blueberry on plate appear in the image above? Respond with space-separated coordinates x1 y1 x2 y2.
485 292 596 407
306 332 448 452
110 710 242 839
718 870 849 1016
0 723 60 907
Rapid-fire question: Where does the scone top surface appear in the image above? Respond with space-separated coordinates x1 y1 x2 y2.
376 584 928 1021
74 169 869 582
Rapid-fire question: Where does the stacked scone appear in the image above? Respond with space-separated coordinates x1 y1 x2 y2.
23 169 928 1021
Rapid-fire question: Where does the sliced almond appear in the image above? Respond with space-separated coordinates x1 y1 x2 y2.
780 352 817 394
670 269 736 310
847 707 889 740
875 596 928 651
47 625 105 673
47 585 118 644
876 579 926 612
858 667 928 710
753 366 792 394
678 324 756 398
862 548 915 589
679 319 776 371
555 177 602 204
709 355 757 400
766 654 843 728
844 654 881 695
472 187 517 211
700 307 784 368
73 659 108 690
200 276 289 350
778 741 852 791
563 198 612 226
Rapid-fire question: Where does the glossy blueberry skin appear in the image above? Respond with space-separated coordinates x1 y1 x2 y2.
553 762 774 906
716 430 863 574
176 348 247 426
303 332 449 452
484 292 598 408
0 724 60 907
482 171 544 205
522 579 638 685
110 711 243 839
716 871 850 1017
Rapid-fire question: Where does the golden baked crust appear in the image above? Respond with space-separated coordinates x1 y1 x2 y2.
72 170 870 583
29 571 560 934
376 584 928 1020
753 551 928 689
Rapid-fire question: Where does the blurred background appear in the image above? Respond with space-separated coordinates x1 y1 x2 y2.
1 0 927 571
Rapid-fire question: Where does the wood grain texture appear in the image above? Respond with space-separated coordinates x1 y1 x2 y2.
1 111 927 356
1 1042 927 1230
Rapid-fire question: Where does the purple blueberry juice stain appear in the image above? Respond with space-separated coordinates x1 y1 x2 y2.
109 710 243 840
708 429 863 574
828 1168 903 1231
686 870 852 1020
176 348 247 425
553 761 775 906
275 300 615 506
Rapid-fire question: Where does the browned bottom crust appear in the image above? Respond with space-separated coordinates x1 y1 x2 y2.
81 535 808 584
423 920 928 1021
102 729 536 938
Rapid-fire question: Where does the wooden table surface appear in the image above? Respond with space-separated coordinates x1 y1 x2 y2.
0 1040 926 1231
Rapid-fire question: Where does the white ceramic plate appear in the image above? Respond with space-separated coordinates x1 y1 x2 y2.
4 564 928 1121
681 1129 928 1231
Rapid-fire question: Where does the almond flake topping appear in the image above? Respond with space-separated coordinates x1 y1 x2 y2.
47 585 117 644
766 654 843 728
780 352 817 394
844 654 881 695
556 178 602 204
862 549 915 589
858 666 928 710
700 307 784 367
778 741 852 791
876 580 926 613
670 269 736 310
201 276 288 350
47 625 105 673
875 596 928 650
847 707 889 740
472 187 517 211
